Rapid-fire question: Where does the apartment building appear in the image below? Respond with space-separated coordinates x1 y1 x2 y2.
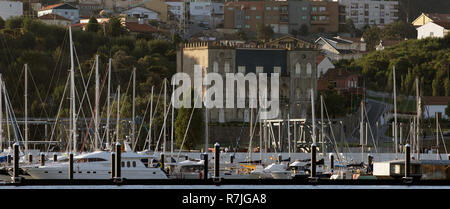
338 0 399 29
224 1 290 34
309 0 339 33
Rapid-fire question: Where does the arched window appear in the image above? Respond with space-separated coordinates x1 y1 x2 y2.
306 63 312 77
213 61 219 73
127 161 131 168
295 63 301 75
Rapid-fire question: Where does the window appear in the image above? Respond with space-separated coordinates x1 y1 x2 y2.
251 6 256 10
319 7 326 12
236 24 242 28
365 11 369 16
132 161 136 167
364 4 369 9
312 16 317 21
380 18 384 24
238 66 245 73
273 6 278 11
127 161 131 167
273 66 281 74
245 24 250 28
227 7 233 11
312 7 317 12
319 16 327 21
430 32 434 37
245 15 250 20
266 6 271 11
213 62 219 73
351 3 358 9
225 62 230 73
380 4 384 10
121 161 125 167
302 6 308 11
295 63 301 75
302 16 307 20
256 66 263 73
306 63 312 76
256 16 261 19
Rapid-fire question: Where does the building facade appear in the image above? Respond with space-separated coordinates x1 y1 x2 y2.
122 6 160 21
417 21 450 39
38 3 79 23
0 0 23 20
338 0 399 29
315 36 366 60
309 0 339 33
177 41 318 122
224 1 290 34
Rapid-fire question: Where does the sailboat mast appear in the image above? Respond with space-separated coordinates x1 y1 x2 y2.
106 58 111 149
116 85 120 144
320 94 324 156
311 89 316 145
360 100 364 162
163 79 166 155
24 63 28 154
0 74 2 151
171 82 174 158
415 77 420 160
95 55 99 150
393 66 398 158
148 86 154 150
69 26 76 153
132 67 136 149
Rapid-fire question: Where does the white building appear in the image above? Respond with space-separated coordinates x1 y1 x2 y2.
0 1 23 20
38 3 79 23
166 0 185 22
189 1 223 27
122 6 159 21
423 96 450 119
315 36 366 61
417 21 450 39
339 0 399 29
317 55 335 78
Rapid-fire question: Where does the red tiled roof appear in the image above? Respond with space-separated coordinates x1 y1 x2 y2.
40 3 64 11
38 13 71 21
423 96 450 106
427 13 450 22
433 21 450 29
125 22 166 33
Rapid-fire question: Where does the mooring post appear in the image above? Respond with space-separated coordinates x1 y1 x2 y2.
203 153 208 180
40 153 45 166
111 152 116 179
230 155 234 164
405 144 411 178
311 143 317 178
185 156 188 160
214 142 220 180
12 142 22 183
53 154 58 162
160 153 165 172
367 154 373 173
330 154 334 171
278 154 282 164
448 154 450 161
115 142 121 180
28 153 33 164
69 153 74 180
7 154 11 166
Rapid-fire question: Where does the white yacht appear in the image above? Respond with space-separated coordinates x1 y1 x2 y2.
21 151 168 179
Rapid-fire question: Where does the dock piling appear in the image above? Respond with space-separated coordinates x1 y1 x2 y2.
214 143 220 180
53 154 57 162
40 153 45 166
69 153 73 180
367 154 373 173
278 154 282 163
330 154 334 171
111 152 116 179
405 144 410 178
7 154 11 166
28 154 33 164
203 153 208 180
115 143 122 180
311 143 316 178
160 153 165 172
12 143 22 183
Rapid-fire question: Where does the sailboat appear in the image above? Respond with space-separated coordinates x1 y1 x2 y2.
20 27 168 180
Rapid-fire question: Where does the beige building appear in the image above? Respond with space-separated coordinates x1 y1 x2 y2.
177 38 319 122
101 0 171 23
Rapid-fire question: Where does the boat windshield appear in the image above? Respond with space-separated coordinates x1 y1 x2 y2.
180 165 203 172
75 158 107 163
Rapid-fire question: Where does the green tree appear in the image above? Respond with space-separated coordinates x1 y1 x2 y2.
86 16 100 33
105 16 125 37
362 26 382 51
0 17 5 29
175 89 204 151
256 24 274 41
